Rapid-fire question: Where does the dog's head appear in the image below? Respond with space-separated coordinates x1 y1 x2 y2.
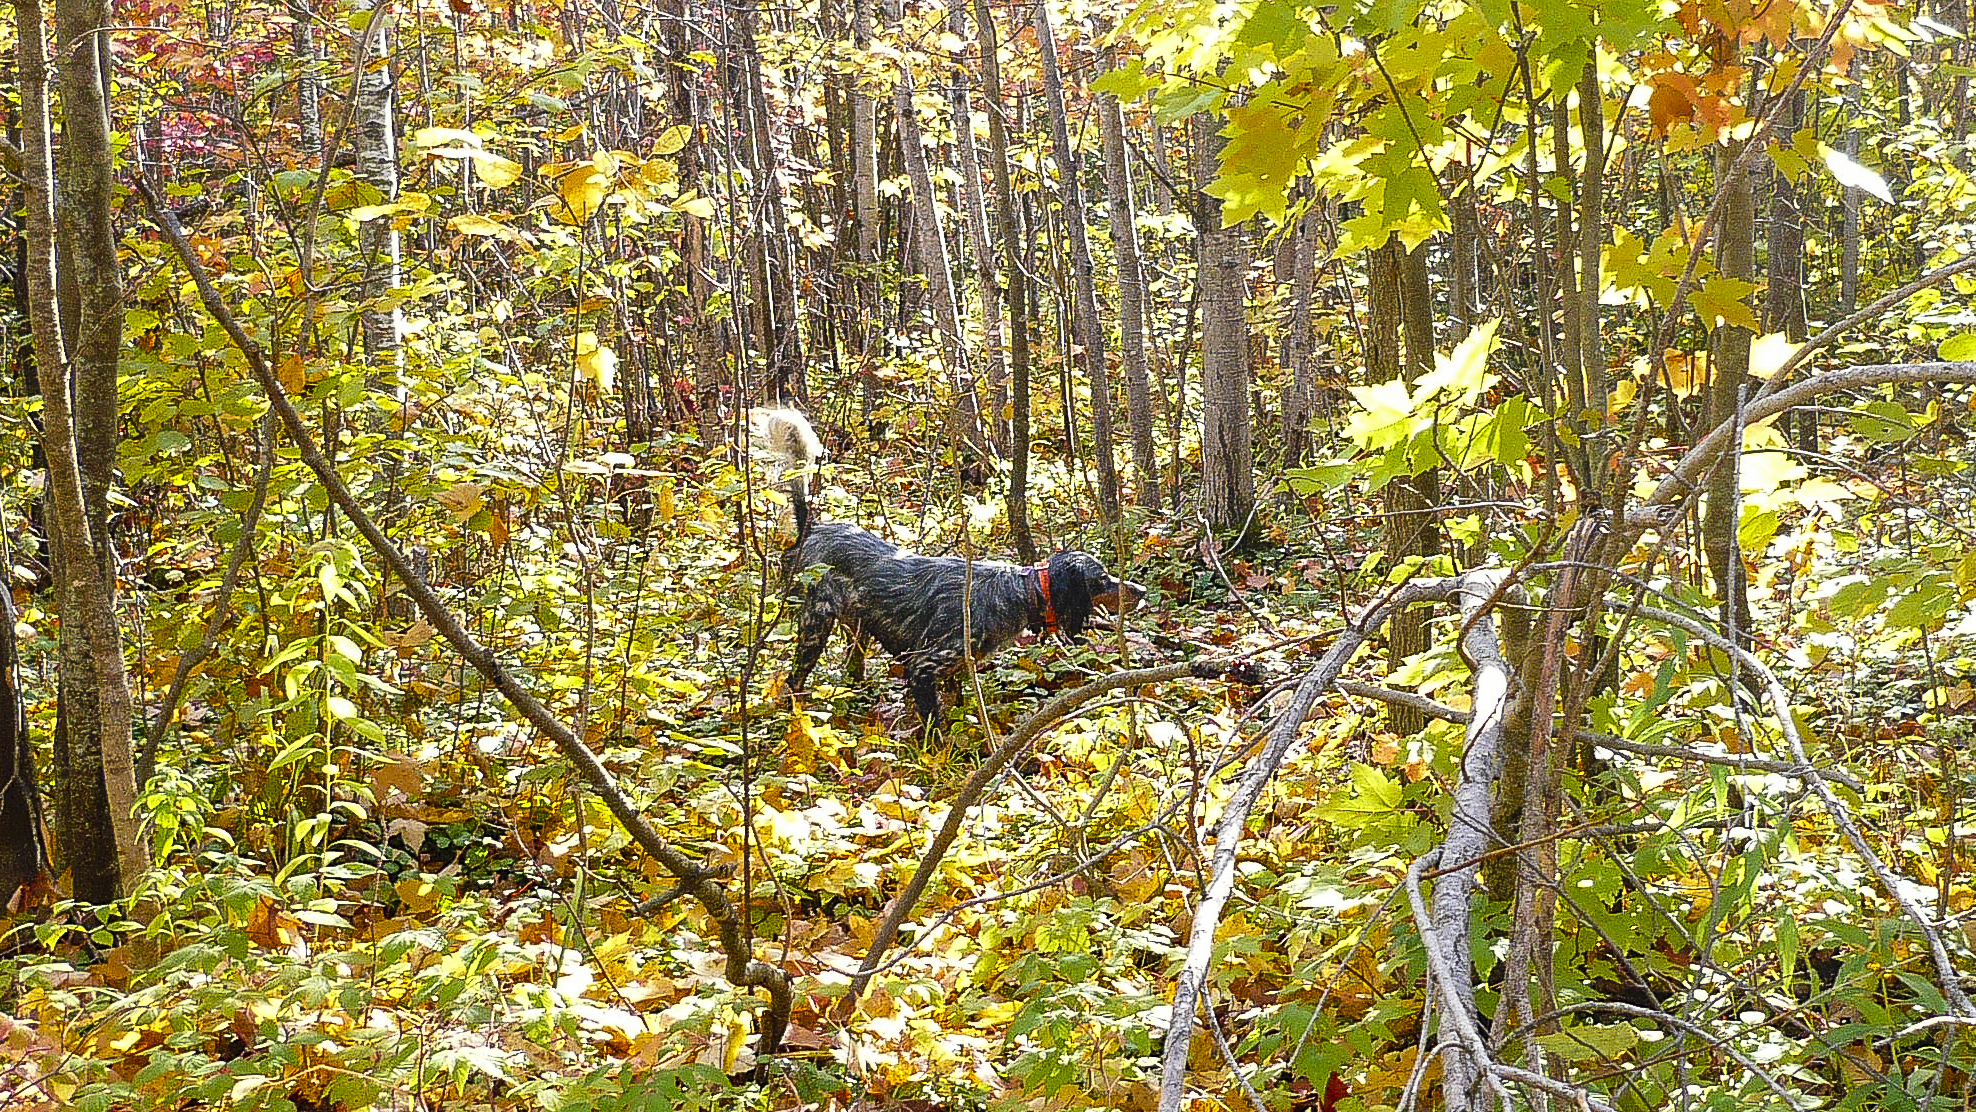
1045 551 1147 637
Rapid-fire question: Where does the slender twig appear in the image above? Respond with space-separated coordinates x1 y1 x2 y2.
848 658 1232 999
1636 603 1975 1016
136 177 795 1056
139 412 278 784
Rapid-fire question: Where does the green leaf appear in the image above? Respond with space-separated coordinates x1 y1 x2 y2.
1847 400 1919 444
1343 379 1418 452
1532 1023 1639 1062
1153 82 1220 124
1940 332 1976 361
1211 91 1304 224
650 123 693 156
267 737 323 773
1091 59 1161 103
1414 319 1500 405
1282 461 1359 495
1826 577 1891 621
1481 395 1537 467
1604 225 1687 306
1736 507 1780 552
1313 763 1401 829
1692 275 1759 331
1885 577 1954 630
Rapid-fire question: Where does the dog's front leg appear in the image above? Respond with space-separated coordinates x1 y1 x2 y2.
787 581 842 693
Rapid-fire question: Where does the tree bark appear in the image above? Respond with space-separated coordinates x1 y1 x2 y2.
1098 55 1158 504
1704 141 1756 647
20 0 145 902
973 0 1035 560
1576 62 1606 429
890 0 979 445
1766 89 1812 451
1368 236 1437 736
0 588 47 898
1034 0 1121 520
949 4 1009 452
1282 205 1319 468
289 0 321 156
850 0 882 392
351 0 401 360
1192 116 1254 535
1838 77 1861 317
660 0 725 440
728 0 806 400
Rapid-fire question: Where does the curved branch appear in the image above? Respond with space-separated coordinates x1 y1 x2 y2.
140 412 277 785
1404 850 1514 1111
1423 570 1519 1106
849 658 1233 999
1336 682 1865 790
1630 361 1976 525
135 181 795 1057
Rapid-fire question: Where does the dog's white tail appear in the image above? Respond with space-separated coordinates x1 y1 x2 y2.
750 407 823 544
750 406 823 471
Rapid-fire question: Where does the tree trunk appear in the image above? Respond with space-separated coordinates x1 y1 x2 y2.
0 588 46 898
973 0 1034 561
1766 89 1812 451
1192 115 1254 535
729 0 806 400
1449 191 1480 335
850 0 882 417
1282 205 1318 468
1369 236 1440 737
1838 75 1861 317
19 0 145 902
1576 62 1606 435
351 0 401 361
1553 95 1583 428
660 0 725 440
950 4 1009 453
1098 55 1158 505
890 26 980 448
289 0 320 156
1705 142 1756 646
1034 0 1121 520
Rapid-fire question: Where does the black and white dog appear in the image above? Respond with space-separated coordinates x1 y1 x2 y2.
752 408 1145 730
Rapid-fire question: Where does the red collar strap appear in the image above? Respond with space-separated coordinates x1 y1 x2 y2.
1033 564 1060 635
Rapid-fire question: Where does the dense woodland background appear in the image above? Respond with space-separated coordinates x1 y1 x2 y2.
4 0 1976 1107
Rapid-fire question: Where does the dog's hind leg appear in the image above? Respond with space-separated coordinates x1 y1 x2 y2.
904 663 945 733
786 579 844 694
904 649 967 734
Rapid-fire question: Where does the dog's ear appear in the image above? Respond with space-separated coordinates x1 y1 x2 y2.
1046 552 1099 638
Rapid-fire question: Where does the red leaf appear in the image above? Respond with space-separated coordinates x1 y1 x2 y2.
1321 1073 1349 1112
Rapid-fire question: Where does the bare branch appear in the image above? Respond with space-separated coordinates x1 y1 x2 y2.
1631 361 1976 525
135 179 795 1057
1336 681 1863 791
1158 575 1473 1112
